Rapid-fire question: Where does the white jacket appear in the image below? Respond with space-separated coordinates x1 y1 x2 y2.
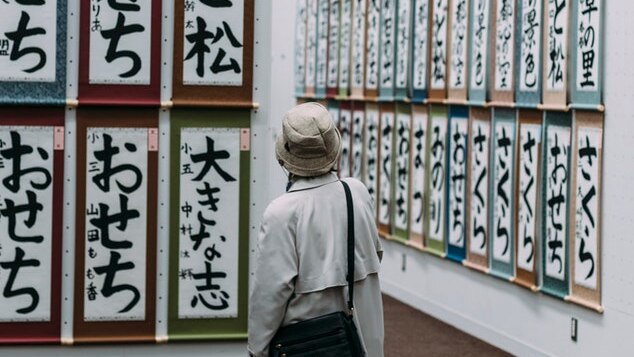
248 173 384 357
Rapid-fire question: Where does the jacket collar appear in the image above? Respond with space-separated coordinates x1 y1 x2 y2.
287 172 339 192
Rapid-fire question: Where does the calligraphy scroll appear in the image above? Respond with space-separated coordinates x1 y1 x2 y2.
327 99 341 128
0 0 67 105
428 0 449 102
540 111 571 299
464 107 490 272
351 102 365 180
364 0 381 99
339 101 353 177
295 0 308 97
447 0 469 103
491 0 516 106
489 108 516 280
378 0 397 101
78 0 161 105
74 108 157 343
516 0 543 107
350 0 367 99
0 108 63 344
377 103 395 238
542 0 569 110
567 111 603 312
338 0 353 98
570 0 603 110
408 104 428 249
394 0 412 101
168 109 250 340
315 0 330 98
446 106 468 262
411 0 430 103
173 0 254 106
326 0 340 98
468 0 491 105
363 102 380 220
392 103 411 243
513 109 541 290
425 105 447 256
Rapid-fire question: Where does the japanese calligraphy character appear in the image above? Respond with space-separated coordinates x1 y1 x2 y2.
0 247 40 314
190 261 229 310
5 11 46 73
100 12 144 78
89 194 140 250
93 251 140 313
1 190 43 243
1 131 51 194
108 0 141 12
190 136 236 182
91 134 143 194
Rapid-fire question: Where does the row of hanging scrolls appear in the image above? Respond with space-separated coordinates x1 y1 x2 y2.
309 98 604 314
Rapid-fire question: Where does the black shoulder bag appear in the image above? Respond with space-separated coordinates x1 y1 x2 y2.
268 180 363 357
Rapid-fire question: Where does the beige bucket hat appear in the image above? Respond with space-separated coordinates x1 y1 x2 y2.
275 102 342 177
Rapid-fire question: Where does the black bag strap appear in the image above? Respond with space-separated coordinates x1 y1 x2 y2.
341 180 355 314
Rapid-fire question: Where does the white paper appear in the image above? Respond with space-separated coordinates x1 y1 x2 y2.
338 0 352 90
469 119 489 255
428 113 447 241
545 0 568 91
84 128 148 321
379 0 397 89
394 111 410 231
183 0 245 86
494 0 515 90
430 0 448 89
363 105 380 205
89 1 152 85
492 121 514 263
295 0 308 89
178 128 240 319
395 0 411 90
409 110 428 236
0 127 54 322
519 0 542 92
448 117 468 248
469 0 490 91
378 111 394 226
351 109 365 179
449 0 469 89
574 126 601 289
412 0 430 90
305 0 318 88
316 0 330 89
545 124 570 281
339 107 352 177
517 124 541 271
0 1 57 82
575 0 600 92
365 0 381 90
327 0 340 88
351 0 367 90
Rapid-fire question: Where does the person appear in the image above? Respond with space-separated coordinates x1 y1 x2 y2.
247 102 384 357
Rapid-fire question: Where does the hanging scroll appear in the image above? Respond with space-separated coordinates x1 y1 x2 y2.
394 0 412 101
447 0 469 103
0 108 63 344
0 0 67 105
570 0 603 110
464 107 490 272
491 0 516 105
79 0 161 105
173 0 254 107
411 0 430 103
567 111 603 312
514 109 541 290
446 106 469 262
392 103 411 242
468 0 491 104
351 102 365 180
490 108 516 280
364 0 381 99
428 0 449 102
74 108 157 343
168 109 250 340
516 0 543 107
363 102 380 219
425 105 447 256
326 0 340 98
377 103 395 238
339 101 353 177
338 0 353 98
315 0 330 98
542 0 569 110
541 111 571 299
295 0 308 97
350 0 367 99
408 105 428 249
378 0 397 101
